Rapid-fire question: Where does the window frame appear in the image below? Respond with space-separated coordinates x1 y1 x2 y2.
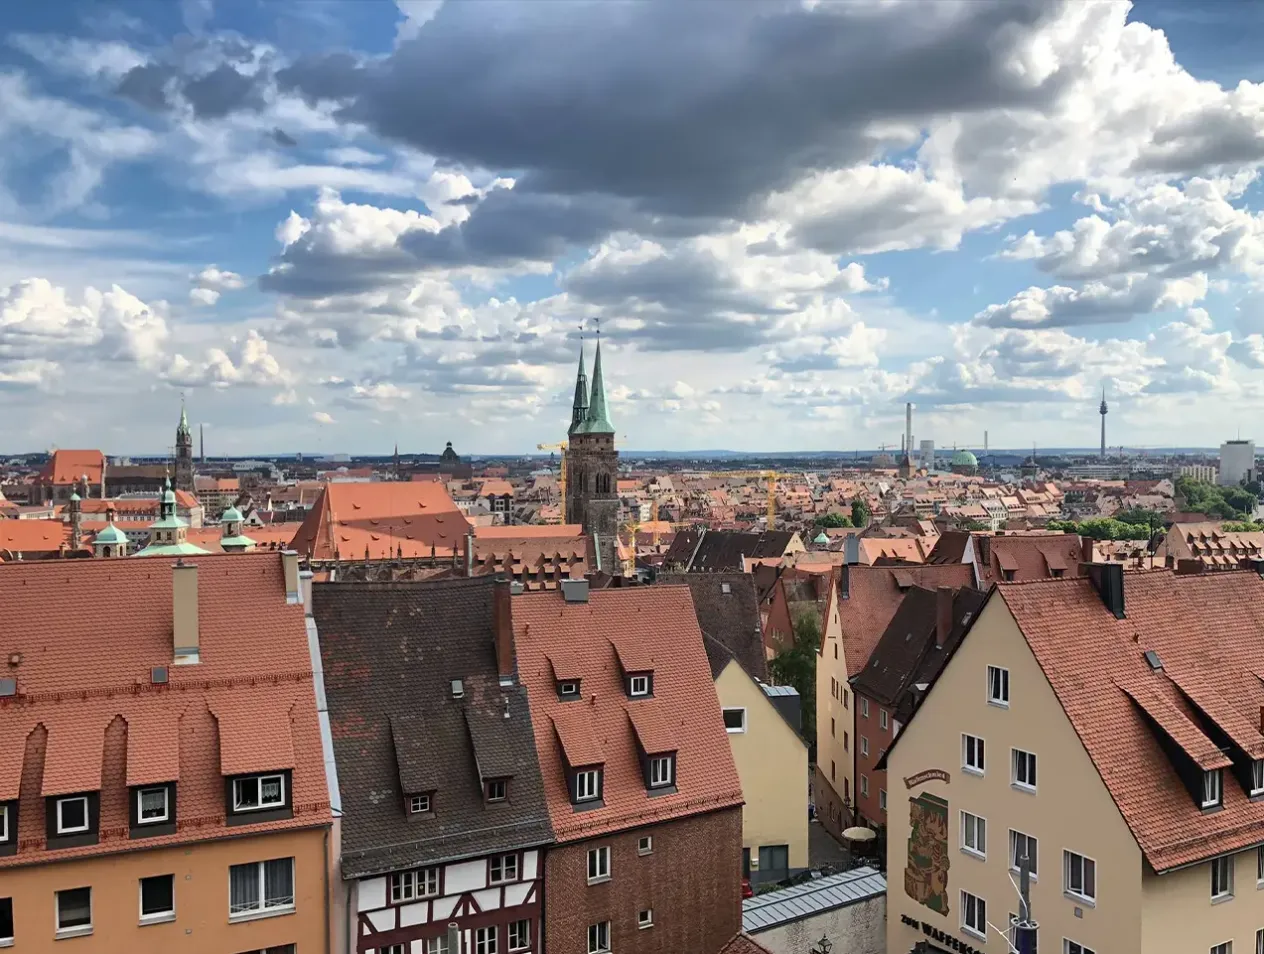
879 788 887 813
425 938 450 954
962 733 985 775
987 665 1010 707
1210 943 1232 954
1253 760 1264 797
588 920 611 954
638 835 653 855
638 908 654 929
880 709 889 730
474 925 498 954
0 895 11 945
138 873 176 924
486 779 508 803
1203 769 1223 809
723 708 747 733
1009 829 1038 879
558 680 581 700
860 698 869 718
56 796 90 835
1211 854 1234 901
409 793 432 815
228 857 296 920
960 810 986 860
389 866 440 903
137 786 170 825
231 773 287 813
860 736 869 757
860 774 869 797
489 853 519 886
574 768 600 803
648 754 675 789
1064 941 1097 954
587 845 611 884
629 674 651 697
0 804 6 842
55 886 93 937
1063 850 1097 905
509 919 531 952
1011 747 1037 792
960 889 987 941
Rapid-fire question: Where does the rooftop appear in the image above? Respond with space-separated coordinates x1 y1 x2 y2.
741 866 886 933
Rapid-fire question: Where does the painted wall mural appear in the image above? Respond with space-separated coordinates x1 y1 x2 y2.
904 791 950 916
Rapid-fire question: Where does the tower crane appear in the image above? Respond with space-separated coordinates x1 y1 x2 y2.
697 470 793 528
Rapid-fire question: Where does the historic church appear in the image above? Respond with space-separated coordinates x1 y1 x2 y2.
565 339 619 574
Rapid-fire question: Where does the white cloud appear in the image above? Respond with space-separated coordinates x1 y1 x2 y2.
311 410 335 424
189 264 246 305
164 330 289 389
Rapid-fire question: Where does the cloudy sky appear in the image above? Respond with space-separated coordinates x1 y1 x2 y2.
5 0 1264 456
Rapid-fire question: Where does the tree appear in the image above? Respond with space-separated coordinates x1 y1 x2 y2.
769 607 820 749
962 520 990 531
814 512 853 529
1222 521 1264 532
851 496 871 528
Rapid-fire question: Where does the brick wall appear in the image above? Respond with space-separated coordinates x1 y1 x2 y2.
544 807 742 954
854 691 895 828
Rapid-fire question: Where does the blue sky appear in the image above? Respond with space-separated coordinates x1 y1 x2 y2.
4 0 1264 456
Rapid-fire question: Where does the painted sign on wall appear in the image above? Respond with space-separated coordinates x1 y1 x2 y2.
904 792 950 916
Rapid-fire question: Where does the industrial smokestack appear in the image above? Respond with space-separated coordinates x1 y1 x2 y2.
905 403 913 460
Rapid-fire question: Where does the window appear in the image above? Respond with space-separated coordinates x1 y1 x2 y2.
409 794 431 814
831 717 836 738
56 796 89 834
230 859 294 918
960 811 986 859
860 775 869 797
509 920 531 951
758 845 789 880
486 779 507 803
587 846 610 883
1258 845 1264 885
649 755 675 789
721 582 732 594
0 805 7 841
0 897 12 944
1012 748 1037 791
879 789 887 813
831 760 836 781
475 926 498 954
1064 942 1096 954
987 665 1010 706
426 937 451 954
588 920 611 954
384 946 406 954
232 774 285 812
140 874 175 922
575 769 600 803
638 835 653 855
559 680 580 699
137 787 169 824
57 887 92 936
880 709 889 730
1009 830 1038 878
723 708 747 733
844 731 849 752
1211 944 1232 954
1204 769 1223 809
963 734 985 775
490 853 518 885
843 688 848 708
1211 854 1234 900
390 867 439 902
1253 761 1264 796
1258 931 1264 954
961 890 987 940
629 675 650 697
861 736 869 757
639 908 654 929
861 698 869 718
1064 851 1096 903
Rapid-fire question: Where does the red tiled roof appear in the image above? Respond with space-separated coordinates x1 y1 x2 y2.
515 586 742 842
718 933 774 954
627 705 677 755
0 519 73 556
289 480 467 560
839 564 975 676
552 709 605 767
978 533 1085 584
0 552 329 869
40 449 104 486
999 570 1264 870
211 695 297 775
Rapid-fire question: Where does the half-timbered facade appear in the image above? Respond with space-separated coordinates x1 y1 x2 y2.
313 577 553 954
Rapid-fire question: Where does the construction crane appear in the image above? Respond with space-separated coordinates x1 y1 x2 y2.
696 470 793 529
536 442 567 505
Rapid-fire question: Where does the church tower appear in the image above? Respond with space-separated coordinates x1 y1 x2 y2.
175 402 195 493
565 339 619 574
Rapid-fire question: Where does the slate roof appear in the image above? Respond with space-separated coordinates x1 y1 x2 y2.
663 529 797 572
741 866 886 933
838 563 975 677
312 577 553 878
0 552 329 869
999 569 1264 871
850 585 988 722
925 530 970 565
514 585 743 842
661 572 768 681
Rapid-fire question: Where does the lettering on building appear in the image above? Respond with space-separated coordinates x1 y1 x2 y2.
903 768 950 789
900 914 985 954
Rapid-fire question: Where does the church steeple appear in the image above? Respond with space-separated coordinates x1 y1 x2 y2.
174 399 195 492
582 340 615 435
569 341 589 436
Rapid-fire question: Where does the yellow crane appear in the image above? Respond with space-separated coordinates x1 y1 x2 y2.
536 442 567 507
695 470 794 528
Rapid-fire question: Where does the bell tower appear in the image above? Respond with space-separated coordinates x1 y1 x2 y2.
175 400 195 493
565 333 619 574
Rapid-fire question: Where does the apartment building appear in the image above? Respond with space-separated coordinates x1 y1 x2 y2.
885 564 1264 954
313 576 553 954
0 552 330 953
513 580 744 954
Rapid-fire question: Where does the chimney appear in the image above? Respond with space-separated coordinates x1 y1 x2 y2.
936 586 954 649
844 533 860 566
465 527 476 577
172 560 200 662
447 924 460 954
300 569 314 617
493 576 515 685
1087 562 1125 619
1175 558 1206 576
1080 536 1094 565
282 550 301 604
561 578 589 603
976 535 992 568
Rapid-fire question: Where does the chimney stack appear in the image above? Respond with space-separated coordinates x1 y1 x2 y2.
936 586 954 649
465 527 476 577
493 576 515 685
282 550 301 604
844 533 860 566
1080 536 1094 565
172 560 200 662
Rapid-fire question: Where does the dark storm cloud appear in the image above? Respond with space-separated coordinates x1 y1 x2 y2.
116 63 177 111
182 63 262 118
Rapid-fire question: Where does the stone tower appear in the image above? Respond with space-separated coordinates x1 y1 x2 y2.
175 401 195 493
566 340 619 574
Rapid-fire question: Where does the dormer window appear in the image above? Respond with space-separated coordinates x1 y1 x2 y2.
1252 760 1264 797
408 793 432 815
57 796 90 835
486 779 508 803
227 772 292 822
46 792 98 846
572 767 602 804
559 680 581 700
627 673 653 698
1203 769 1223 809
648 754 676 790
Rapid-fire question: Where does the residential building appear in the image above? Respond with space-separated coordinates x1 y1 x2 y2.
849 585 986 827
667 572 809 884
813 563 974 841
1164 521 1264 570
926 530 1086 586
662 529 804 573
513 582 744 954
1178 464 1218 484
0 551 330 953
312 577 553 954
1219 439 1256 487
885 564 1264 954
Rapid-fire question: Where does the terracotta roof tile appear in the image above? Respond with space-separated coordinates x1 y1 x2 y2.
40 449 104 486
627 705 678 755
718 933 774 954
41 710 107 796
211 694 297 776
0 723 29 800
289 480 467 560
1115 679 1230 770
548 652 583 682
552 708 605 768
517 586 742 842
124 707 181 787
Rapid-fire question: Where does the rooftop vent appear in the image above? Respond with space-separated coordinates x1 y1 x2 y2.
0 678 15 697
561 578 589 603
721 582 732 594
1144 650 1163 671
150 666 169 685
451 679 465 699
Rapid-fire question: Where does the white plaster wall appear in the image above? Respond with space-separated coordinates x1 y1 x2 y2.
750 897 885 954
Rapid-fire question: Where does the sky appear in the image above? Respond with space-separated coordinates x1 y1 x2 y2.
6 0 1264 456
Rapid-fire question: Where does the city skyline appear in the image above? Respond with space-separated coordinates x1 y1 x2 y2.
6 1 1264 454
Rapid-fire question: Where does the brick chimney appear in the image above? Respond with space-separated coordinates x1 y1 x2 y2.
493 576 515 686
1080 535 1094 565
172 560 199 663
936 586 954 649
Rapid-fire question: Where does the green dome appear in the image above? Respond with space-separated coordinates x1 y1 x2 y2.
94 524 129 545
221 506 244 523
813 531 830 545
69 492 81 502
951 449 979 467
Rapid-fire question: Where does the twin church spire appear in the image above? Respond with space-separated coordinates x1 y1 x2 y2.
568 337 614 437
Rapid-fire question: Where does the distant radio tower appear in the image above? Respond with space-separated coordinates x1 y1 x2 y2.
1099 387 1108 459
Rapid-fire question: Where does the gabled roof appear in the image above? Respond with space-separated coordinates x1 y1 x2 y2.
514 586 742 842
0 553 328 869
661 572 767 681
998 569 1264 871
976 533 1085 584
838 563 975 677
663 529 797 572
289 480 468 560
40 449 104 486
312 577 552 877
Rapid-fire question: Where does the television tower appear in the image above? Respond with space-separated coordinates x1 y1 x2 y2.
1099 388 1108 459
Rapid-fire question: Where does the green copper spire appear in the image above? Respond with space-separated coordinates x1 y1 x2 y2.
581 340 615 435
178 400 190 437
569 341 589 436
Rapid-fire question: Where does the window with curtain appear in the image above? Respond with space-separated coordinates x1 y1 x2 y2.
229 858 294 917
